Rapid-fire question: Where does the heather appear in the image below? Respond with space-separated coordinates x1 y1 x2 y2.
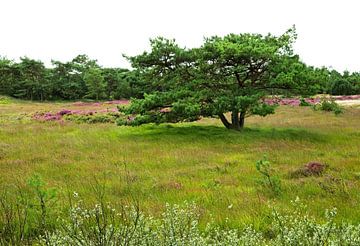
27 96 348 123
32 108 121 122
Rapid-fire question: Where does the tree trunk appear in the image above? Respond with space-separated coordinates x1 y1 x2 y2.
239 110 246 129
218 114 231 129
219 112 245 130
231 111 240 130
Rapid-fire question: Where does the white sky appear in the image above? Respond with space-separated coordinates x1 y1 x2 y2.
0 0 359 72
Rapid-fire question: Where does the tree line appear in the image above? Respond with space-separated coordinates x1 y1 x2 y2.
1 52 359 102
0 55 146 101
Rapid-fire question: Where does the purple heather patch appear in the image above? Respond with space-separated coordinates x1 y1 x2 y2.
32 108 119 121
263 97 321 106
58 109 72 116
32 96 359 122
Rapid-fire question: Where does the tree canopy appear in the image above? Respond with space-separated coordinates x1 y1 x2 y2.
119 28 319 130
0 55 142 101
83 68 106 100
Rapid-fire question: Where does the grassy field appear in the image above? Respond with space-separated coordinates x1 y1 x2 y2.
1 98 360 230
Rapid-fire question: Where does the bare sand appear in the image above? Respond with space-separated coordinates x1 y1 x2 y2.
336 99 360 106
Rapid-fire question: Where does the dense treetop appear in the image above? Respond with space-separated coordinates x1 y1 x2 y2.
0 55 142 101
118 28 360 129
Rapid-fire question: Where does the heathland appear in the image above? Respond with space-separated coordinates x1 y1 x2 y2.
1 97 360 230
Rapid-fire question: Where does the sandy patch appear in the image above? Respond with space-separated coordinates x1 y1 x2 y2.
336 99 360 106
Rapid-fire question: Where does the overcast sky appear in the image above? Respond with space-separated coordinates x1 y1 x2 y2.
0 0 359 72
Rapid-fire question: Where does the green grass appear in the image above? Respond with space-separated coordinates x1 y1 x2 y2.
1 99 360 230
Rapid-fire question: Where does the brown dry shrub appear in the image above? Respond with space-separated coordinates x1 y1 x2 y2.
290 162 327 178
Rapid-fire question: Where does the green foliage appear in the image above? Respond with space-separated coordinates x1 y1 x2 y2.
269 199 357 245
330 79 355 95
7 57 50 101
0 54 142 101
50 55 93 100
2 42 359 102
2 187 360 245
64 112 123 124
27 174 57 233
256 156 282 196
313 98 343 115
102 68 128 99
83 68 106 100
0 174 58 244
102 68 144 100
120 27 320 130
0 57 14 96
299 97 311 106
296 67 360 95
0 95 11 104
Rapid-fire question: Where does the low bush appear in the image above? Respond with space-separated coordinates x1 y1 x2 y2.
290 162 327 178
0 95 11 104
255 156 282 196
313 98 343 115
64 112 124 124
299 97 312 106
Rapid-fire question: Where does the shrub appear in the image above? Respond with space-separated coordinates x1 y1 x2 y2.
313 98 343 115
36 198 360 245
0 95 11 104
299 97 312 106
290 162 327 178
255 156 282 196
64 112 123 124
0 174 59 245
269 198 360 245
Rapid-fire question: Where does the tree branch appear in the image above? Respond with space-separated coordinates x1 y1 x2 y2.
218 114 231 129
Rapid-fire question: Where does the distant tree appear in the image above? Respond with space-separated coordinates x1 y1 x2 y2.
101 68 146 99
328 70 343 93
12 57 49 100
120 27 317 130
346 72 360 94
330 79 354 95
102 68 129 99
323 70 359 95
51 55 99 99
83 68 106 100
307 67 331 94
51 60 76 99
0 57 14 96
1 54 144 100
124 69 151 99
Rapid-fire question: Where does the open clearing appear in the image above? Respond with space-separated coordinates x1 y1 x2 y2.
336 99 360 106
1 100 360 229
